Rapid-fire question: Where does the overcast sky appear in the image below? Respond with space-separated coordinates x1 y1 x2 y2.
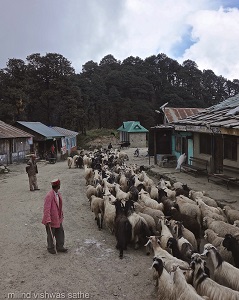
1 0 239 80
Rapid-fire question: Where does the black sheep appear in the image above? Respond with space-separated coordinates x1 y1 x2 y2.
170 206 201 249
114 201 132 259
222 234 239 268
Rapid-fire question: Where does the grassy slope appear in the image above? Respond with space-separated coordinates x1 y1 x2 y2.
77 129 119 150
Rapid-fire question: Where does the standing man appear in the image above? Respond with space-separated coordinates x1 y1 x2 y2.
42 179 68 254
26 154 39 191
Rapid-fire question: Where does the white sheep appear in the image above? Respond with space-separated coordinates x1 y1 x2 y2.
189 190 218 207
191 254 239 300
145 236 189 273
203 217 239 238
158 217 173 251
138 189 164 211
84 165 94 185
115 184 131 201
103 194 116 234
204 229 234 264
201 243 239 291
197 198 227 222
223 205 239 225
134 202 164 228
171 266 207 300
90 195 104 230
67 156 73 169
72 154 79 167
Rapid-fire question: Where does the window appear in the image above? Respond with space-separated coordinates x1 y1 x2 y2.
175 136 181 152
200 134 211 154
224 136 237 161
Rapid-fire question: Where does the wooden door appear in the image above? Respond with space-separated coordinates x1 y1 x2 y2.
213 135 223 173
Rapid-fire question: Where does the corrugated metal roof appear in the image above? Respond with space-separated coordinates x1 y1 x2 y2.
0 120 33 139
164 108 205 123
17 121 64 139
117 121 148 133
52 126 79 137
174 93 239 129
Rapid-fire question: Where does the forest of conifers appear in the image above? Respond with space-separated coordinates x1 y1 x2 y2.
0 52 239 132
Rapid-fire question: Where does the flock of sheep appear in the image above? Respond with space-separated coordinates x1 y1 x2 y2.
68 148 239 300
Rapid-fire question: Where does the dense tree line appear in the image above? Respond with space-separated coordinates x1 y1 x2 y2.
0 52 239 131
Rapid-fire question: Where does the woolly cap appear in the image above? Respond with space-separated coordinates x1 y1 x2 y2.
51 178 60 186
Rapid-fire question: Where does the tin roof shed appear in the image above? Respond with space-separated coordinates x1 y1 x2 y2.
0 120 33 139
16 121 64 139
52 126 79 137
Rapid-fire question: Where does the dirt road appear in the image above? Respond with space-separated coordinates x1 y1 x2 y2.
0 157 157 300
1 147 239 300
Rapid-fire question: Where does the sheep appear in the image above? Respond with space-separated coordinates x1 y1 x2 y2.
129 185 139 202
173 181 184 190
86 185 98 201
197 198 227 222
175 197 201 226
201 243 239 291
223 205 239 225
158 217 173 250
72 154 79 167
83 154 92 167
75 155 83 168
117 151 129 161
118 172 129 192
90 195 104 230
67 156 73 169
125 200 151 254
234 220 239 227
84 165 94 185
189 190 218 207
168 220 198 251
170 207 201 245
145 236 189 273
196 198 225 216
137 212 158 235
115 183 131 201
190 253 239 300
204 229 234 264
171 265 207 300
175 184 190 197
151 257 175 299
134 202 164 229
177 236 194 263
149 184 159 201
103 194 116 234
162 187 176 200
222 234 239 268
203 216 239 238
138 189 164 211
113 200 132 259
175 195 196 205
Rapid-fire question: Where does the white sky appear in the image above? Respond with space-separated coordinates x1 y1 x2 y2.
0 0 239 80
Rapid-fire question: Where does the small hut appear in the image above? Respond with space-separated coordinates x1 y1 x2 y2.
117 121 148 148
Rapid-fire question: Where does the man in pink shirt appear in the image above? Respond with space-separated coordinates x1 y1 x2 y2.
42 178 68 254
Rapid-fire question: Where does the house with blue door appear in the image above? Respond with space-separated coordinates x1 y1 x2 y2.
52 126 79 156
149 107 203 164
173 94 239 175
